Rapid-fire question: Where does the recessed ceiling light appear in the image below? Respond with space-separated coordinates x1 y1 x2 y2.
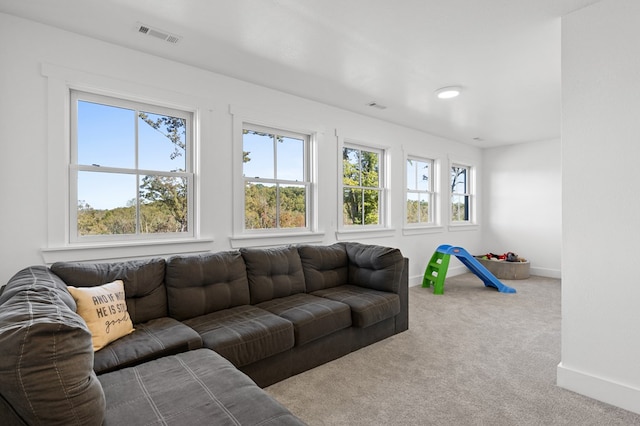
435 86 461 99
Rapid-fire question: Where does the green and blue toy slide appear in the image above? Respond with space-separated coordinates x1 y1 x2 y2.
423 244 516 294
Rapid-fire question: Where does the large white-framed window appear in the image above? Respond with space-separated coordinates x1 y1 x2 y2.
242 123 311 232
406 156 436 226
70 90 194 243
341 143 386 228
229 105 322 247
450 162 475 224
41 63 211 264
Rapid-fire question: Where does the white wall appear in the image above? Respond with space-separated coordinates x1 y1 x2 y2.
558 0 640 414
482 139 561 277
0 12 485 288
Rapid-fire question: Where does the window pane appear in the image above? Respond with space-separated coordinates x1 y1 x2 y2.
361 150 379 188
452 194 469 221
408 193 431 224
138 112 186 172
419 193 430 223
277 136 304 181
77 101 134 168
452 166 467 194
243 131 274 179
416 161 430 191
245 182 276 229
139 175 188 233
279 184 306 228
343 148 360 185
407 192 419 223
343 188 362 225
452 194 461 220
363 189 380 225
407 160 417 190
77 171 136 235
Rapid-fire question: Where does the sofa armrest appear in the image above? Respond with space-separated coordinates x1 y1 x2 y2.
0 266 105 425
395 257 409 333
345 242 405 293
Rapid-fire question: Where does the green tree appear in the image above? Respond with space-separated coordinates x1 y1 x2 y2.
139 175 188 232
279 185 306 228
343 148 380 225
137 114 188 232
244 183 276 229
77 201 108 235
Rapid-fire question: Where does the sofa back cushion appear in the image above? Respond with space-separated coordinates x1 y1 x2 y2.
165 251 250 321
298 243 349 292
0 266 105 425
51 258 167 324
345 242 404 293
241 246 306 304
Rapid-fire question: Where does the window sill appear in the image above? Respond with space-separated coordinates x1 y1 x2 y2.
41 238 214 264
335 227 396 241
448 223 479 232
402 225 444 236
229 231 326 249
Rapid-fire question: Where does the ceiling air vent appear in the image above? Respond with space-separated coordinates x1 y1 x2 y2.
137 22 182 44
367 101 387 110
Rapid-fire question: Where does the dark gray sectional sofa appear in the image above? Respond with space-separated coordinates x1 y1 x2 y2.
0 242 408 425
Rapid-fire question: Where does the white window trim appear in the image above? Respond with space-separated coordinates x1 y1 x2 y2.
229 105 324 248
448 159 479 231
403 154 442 233
41 63 214 263
336 131 394 240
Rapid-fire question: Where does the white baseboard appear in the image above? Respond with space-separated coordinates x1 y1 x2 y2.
410 264 561 287
530 266 561 279
557 363 640 415
408 275 422 287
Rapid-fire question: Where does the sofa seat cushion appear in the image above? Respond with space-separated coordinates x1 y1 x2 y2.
94 317 203 374
312 285 401 328
183 305 294 367
99 348 305 426
257 293 352 346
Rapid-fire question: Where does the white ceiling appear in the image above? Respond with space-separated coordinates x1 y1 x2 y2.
0 0 600 147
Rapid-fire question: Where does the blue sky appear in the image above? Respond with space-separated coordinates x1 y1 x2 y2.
77 101 185 209
77 101 307 210
242 131 304 182
406 159 430 191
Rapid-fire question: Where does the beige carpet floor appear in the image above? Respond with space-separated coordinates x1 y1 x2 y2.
266 274 640 425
